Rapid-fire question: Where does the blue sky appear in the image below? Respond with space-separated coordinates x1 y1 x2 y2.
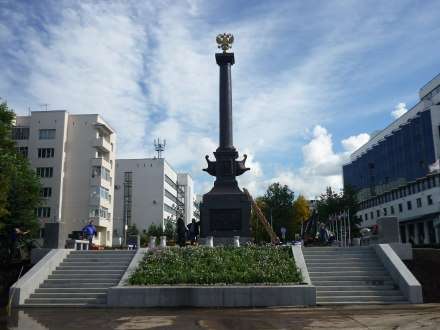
1 0 440 198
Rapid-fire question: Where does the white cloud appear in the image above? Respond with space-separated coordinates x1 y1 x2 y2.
341 133 370 153
391 102 407 119
266 126 370 199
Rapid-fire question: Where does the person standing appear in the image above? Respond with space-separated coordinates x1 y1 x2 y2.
176 217 187 247
82 220 97 246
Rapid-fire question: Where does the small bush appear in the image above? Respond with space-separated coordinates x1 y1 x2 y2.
129 245 302 285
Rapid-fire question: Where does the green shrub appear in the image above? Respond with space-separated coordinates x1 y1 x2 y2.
129 245 302 285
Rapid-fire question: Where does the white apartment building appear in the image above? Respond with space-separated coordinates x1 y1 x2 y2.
13 110 116 247
113 158 194 240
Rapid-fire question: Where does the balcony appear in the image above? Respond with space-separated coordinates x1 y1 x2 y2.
91 157 112 170
89 215 112 228
93 137 112 153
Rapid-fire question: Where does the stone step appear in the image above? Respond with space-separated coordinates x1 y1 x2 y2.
35 288 108 294
304 257 379 262
30 292 107 299
40 282 117 288
52 270 124 275
48 274 121 280
64 257 132 262
24 302 107 308
306 261 383 266
304 247 373 251
316 295 405 303
316 285 396 291
309 270 389 276
307 266 385 272
304 254 377 259
55 264 127 271
70 250 135 254
25 297 107 305
312 280 395 286
316 300 408 305
317 290 402 297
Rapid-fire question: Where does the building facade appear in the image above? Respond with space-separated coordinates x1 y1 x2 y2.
113 158 194 241
13 110 116 246
343 73 440 245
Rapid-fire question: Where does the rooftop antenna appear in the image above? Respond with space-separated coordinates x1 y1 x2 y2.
39 103 49 111
154 138 166 159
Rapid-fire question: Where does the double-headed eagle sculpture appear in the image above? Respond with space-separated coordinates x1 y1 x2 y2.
216 33 234 53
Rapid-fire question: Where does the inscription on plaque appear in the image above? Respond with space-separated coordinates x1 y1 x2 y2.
210 209 241 231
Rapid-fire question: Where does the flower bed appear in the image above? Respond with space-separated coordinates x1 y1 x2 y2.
128 245 302 285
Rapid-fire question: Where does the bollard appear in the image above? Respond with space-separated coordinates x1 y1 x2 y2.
160 236 167 248
234 236 240 247
206 236 214 247
149 236 156 249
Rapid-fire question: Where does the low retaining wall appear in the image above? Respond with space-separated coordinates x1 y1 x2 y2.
291 245 311 284
107 285 316 307
374 244 423 304
117 248 148 286
9 249 71 307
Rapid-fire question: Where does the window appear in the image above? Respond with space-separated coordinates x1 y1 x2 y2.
91 166 101 178
407 201 412 210
399 203 403 212
376 210 380 217
36 167 53 177
40 187 52 198
416 198 422 208
38 148 54 158
165 189 177 203
383 208 387 216
36 207 51 218
39 129 56 139
89 206 110 219
99 206 109 219
390 205 395 215
100 187 110 201
427 195 433 205
165 175 177 190
164 203 175 214
12 127 29 140
365 213 368 220
16 146 28 157
370 211 374 219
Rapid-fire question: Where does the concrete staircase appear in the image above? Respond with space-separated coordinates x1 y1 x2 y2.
24 250 136 307
303 247 408 305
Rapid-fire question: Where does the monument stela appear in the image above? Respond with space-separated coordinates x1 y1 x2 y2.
200 33 252 243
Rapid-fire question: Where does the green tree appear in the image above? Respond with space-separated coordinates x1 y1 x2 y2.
164 217 176 240
0 102 41 263
293 195 311 236
261 183 295 240
316 185 361 236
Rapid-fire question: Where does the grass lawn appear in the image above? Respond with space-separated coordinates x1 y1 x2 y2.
128 245 302 285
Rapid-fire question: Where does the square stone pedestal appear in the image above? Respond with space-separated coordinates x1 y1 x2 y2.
200 191 251 244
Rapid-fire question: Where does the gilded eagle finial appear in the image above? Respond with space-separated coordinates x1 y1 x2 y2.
216 33 234 53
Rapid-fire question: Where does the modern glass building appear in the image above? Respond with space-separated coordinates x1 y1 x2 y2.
344 73 440 202
343 73 440 245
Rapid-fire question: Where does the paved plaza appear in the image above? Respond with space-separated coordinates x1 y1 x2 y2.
3 304 440 329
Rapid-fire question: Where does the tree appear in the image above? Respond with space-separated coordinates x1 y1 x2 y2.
0 102 41 263
316 185 361 237
293 195 311 236
261 183 296 240
164 217 176 240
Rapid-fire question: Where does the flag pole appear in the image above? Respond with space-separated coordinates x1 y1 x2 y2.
348 209 351 247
